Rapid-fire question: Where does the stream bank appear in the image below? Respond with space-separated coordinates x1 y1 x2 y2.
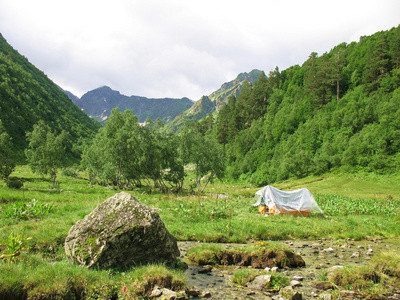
178 238 400 299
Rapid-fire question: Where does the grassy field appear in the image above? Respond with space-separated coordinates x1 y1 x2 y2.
0 166 399 298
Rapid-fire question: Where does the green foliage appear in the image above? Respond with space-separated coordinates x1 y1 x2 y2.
0 120 16 180
82 108 185 191
232 269 261 285
3 199 54 220
179 119 225 193
0 233 31 263
232 269 289 290
316 193 399 216
329 265 381 291
25 121 65 185
371 251 400 278
0 34 101 160
212 25 400 184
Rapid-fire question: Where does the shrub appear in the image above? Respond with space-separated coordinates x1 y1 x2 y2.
6 177 23 189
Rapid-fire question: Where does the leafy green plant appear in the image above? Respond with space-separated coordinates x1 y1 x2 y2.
4 199 54 220
316 193 399 217
0 233 31 263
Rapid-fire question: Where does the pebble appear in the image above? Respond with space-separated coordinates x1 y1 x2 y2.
291 276 305 281
246 291 255 295
198 265 213 274
366 248 374 255
321 247 334 253
350 251 360 258
290 280 302 287
200 291 212 298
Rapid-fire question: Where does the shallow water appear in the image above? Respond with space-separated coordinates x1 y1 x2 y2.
178 238 400 299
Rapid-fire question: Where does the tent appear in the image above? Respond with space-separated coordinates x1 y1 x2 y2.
253 185 323 216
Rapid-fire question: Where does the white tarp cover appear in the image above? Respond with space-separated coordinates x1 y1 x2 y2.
253 185 323 215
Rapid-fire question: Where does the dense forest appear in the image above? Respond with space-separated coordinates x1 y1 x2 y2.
209 25 400 184
1 26 400 190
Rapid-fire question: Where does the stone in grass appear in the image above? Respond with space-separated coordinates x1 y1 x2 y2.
246 274 272 290
280 286 303 300
64 192 180 269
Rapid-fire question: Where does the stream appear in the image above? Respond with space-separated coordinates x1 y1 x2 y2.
178 238 400 299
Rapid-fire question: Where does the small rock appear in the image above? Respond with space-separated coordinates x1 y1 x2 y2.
188 289 200 297
350 251 360 258
366 248 373 256
247 291 256 295
150 286 163 297
200 291 212 298
310 291 318 297
159 288 178 300
264 267 271 271
290 280 302 287
280 286 302 300
291 276 305 281
321 247 334 253
247 274 272 290
320 294 333 300
198 265 213 274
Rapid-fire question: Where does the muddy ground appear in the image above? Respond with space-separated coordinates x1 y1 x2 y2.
178 238 400 299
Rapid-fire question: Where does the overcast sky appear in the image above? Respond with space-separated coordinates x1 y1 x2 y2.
1 1 399 100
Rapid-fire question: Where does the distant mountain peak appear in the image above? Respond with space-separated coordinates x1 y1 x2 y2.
71 87 194 124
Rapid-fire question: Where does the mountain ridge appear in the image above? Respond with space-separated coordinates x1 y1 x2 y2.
71 86 194 124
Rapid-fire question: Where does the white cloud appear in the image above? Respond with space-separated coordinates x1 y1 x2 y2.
1 0 399 99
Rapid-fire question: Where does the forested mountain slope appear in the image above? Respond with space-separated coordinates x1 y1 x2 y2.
0 33 101 157
165 70 262 131
210 25 400 184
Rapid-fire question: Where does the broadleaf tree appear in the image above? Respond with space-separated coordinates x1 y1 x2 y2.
0 120 16 180
25 121 65 186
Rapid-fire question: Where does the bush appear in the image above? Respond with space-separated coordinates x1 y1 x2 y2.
6 177 23 189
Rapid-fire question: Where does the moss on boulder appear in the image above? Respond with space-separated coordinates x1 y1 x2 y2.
65 192 180 269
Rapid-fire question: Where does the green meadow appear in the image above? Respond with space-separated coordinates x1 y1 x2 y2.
0 166 399 298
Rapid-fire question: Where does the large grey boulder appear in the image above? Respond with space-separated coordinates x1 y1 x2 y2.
64 192 180 269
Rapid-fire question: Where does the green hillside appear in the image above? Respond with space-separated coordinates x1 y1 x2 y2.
210 25 400 184
165 70 262 131
0 33 101 158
